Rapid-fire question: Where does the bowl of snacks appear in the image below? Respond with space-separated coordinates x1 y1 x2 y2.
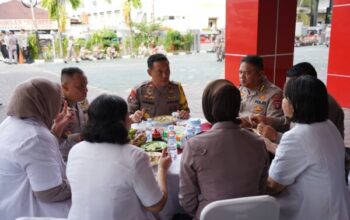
141 141 167 152
152 115 177 126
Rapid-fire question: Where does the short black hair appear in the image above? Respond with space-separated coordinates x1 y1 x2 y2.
202 79 241 124
286 62 317 78
82 94 130 144
240 55 264 72
147 53 169 69
61 67 84 83
284 75 328 124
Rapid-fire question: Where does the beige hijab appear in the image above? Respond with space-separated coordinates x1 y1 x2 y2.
7 78 62 128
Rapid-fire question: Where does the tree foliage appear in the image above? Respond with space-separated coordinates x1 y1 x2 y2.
133 21 162 47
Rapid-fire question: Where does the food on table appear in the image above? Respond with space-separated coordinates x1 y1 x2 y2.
128 128 137 139
152 129 162 140
131 130 147 146
152 115 177 126
141 141 167 152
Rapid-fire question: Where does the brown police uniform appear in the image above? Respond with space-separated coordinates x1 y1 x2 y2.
239 77 284 125
179 121 269 219
127 80 190 118
59 99 87 162
328 94 345 138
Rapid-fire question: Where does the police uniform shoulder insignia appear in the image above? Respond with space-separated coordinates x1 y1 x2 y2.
259 84 265 92
272 92 283 109
127 88 137 102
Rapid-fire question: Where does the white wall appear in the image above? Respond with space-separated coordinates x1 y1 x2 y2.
66 0 226 33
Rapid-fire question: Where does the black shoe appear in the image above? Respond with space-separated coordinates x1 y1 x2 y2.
75 60 79 63
64 60 67 64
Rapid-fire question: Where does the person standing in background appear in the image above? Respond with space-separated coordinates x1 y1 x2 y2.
8 30 18 64
64 36 79 63
0 31 9 62
18 29 29 63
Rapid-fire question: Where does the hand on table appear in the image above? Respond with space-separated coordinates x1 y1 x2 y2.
130 109 145 123
257 123 278 142
239 116 254 128
178 110 190 120
250 114 274 126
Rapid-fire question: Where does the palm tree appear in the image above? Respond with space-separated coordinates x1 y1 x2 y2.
298 0 319 26
122 0 142 55
41 0 81 58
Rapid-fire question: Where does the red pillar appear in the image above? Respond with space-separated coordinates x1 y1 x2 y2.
327 1 350 108
225 0 297 88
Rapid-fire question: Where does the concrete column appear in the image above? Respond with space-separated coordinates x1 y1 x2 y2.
225 0 297 88
327 0 350 107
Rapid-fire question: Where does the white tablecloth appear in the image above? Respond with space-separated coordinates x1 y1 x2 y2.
154 154 185 220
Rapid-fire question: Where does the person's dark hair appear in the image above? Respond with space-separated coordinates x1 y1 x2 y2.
240 55 264 72
286 62 317 78
147 53 169 68
284 75 328 124
61 67 84 83
83 94 130 144
202 79 241 124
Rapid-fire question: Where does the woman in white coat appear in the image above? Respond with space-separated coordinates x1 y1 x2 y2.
0 78 73 220
267 75 350 220
67 94 171 220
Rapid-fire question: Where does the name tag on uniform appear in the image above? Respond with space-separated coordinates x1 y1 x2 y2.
254 100 267 105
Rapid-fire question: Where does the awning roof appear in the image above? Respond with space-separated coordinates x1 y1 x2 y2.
0 0 49 19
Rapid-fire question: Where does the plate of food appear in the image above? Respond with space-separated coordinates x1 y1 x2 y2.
129 129 147 147
148 152 162 166
141 141 167 152
152 115 176 126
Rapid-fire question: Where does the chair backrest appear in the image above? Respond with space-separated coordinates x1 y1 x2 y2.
200 195 279 220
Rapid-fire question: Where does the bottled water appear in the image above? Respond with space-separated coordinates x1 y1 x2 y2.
181 125 195 149
194 126 201 135
188 118 201 134
167 125 177 160
185 126 195 140
146 119 153 142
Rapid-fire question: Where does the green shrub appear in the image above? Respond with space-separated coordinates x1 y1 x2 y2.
183 32 194 51
28 33 39 60
164 31 193 52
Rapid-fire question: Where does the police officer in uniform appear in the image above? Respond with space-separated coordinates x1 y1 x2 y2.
238 55 284 129
128 53 190 122
58 67 88 161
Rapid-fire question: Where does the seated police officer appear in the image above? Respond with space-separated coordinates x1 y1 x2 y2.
238 55 284 129
128 53 190 123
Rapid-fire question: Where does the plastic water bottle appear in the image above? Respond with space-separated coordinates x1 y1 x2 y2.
185 126 195 140
194 126 202 135
188 118 201 134
146 119 153 142
181 125 195 149
167 125 177 160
